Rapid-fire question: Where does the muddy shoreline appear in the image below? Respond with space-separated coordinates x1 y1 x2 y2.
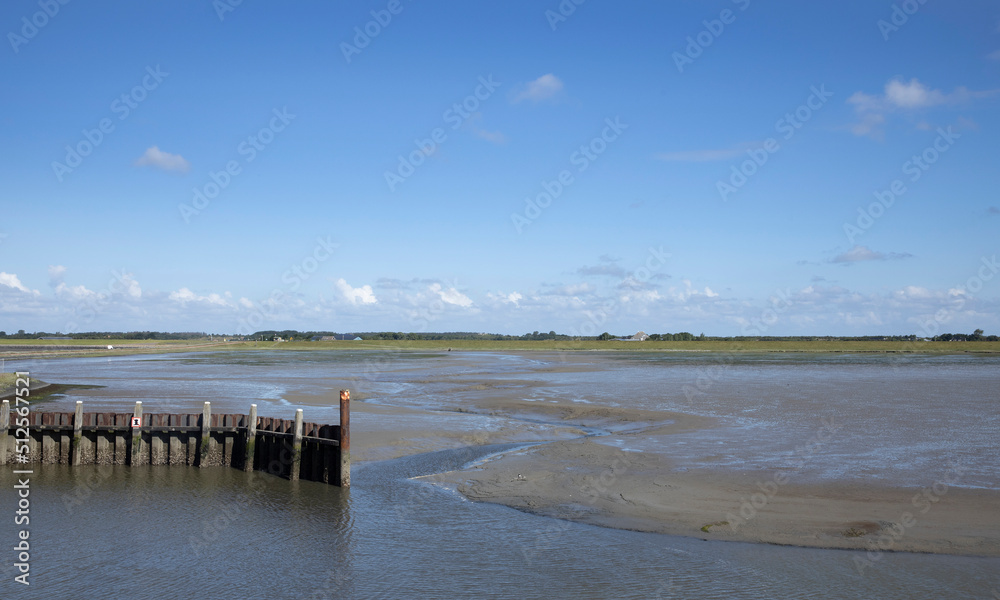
21 350 1000 557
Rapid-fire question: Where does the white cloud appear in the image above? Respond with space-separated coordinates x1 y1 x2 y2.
512 74 564 103
169 287 230 306
847 78 997 137
883 78 953 108
430 283 473 307
501 291 522 306
120 274 143 299
654 145 752 162
550 283 593 296
669 279 721 302
48 265 67 284
134 146 191 173
335 278 377 305
487 291 524 307
54 282 98 302
620 289 661 304
0 272 38 295
578 263 627 278
831 245 912 264
474 129 507 144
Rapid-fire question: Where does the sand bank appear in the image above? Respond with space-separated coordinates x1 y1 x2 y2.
426 434 1000 557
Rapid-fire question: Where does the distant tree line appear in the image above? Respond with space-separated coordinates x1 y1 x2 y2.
2 328 996 342
0 330 212 340
932 329 998 342
319 331 574 341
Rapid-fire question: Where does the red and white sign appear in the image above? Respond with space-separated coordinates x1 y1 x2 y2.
131 417 142 428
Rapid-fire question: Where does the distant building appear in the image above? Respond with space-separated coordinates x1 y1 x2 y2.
313 334 362 341
617 331 649 341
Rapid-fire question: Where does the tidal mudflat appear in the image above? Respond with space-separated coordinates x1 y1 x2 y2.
4 349 999 598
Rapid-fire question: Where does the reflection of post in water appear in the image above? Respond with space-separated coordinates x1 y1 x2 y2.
0 391 352 487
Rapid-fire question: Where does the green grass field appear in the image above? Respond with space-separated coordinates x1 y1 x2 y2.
1 338 998 357
243 338 1000 354
0 338 201 345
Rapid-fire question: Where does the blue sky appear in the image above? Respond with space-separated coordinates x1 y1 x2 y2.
1 0 999 336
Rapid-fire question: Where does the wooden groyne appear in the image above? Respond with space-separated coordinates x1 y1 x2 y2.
0 390 350 486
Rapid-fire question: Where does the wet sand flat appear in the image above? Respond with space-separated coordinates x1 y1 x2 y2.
25 349 1000 557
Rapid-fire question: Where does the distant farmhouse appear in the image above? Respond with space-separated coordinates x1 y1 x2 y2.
617 331 649 341
313 334 363 341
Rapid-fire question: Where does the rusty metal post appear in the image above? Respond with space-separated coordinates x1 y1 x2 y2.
72 401 83 466
244 404 257 472
339 390 350 487
290 408 303 481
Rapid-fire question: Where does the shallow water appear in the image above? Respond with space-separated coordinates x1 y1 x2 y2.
3 350 999 598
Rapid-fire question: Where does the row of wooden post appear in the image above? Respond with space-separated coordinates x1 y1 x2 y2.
1 390 350 486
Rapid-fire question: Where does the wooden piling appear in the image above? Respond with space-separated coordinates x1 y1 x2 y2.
150 414 165 464
72 401 83 466
244 404 257 472
199 402 211 467
290 408 303 481
3 401 348 486
41 413 54 463
130 401 143 466
339 389 350 487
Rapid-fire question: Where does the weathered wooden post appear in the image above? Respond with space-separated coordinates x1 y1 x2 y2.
129 401 143 465
72 401 84 466
244 404 257 472
199 401 211 467
339 389 350 487
0 399 9 465
290 408 303 481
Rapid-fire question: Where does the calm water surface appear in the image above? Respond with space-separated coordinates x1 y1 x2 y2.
2 350 998 599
